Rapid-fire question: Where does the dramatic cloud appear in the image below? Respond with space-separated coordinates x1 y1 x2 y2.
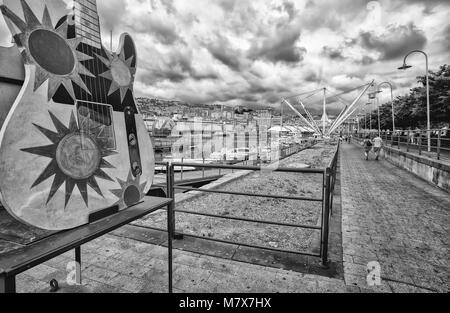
0 0 449 115
357 23 427 60
322 46 346 60
249 24 307 64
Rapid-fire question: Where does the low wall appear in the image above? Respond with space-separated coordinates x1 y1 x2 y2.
351 137 450 193
380 147 450 193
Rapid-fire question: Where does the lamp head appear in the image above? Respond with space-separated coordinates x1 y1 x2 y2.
398 64 412 70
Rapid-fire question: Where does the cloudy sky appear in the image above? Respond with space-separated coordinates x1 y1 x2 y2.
1 0 449 115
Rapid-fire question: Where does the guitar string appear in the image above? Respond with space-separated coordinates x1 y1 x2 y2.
94 0 110 144
79 0 90 160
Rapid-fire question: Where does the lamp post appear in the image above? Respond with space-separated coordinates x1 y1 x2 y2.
357 114 364 135
377 82 395 133
377 96 381 136
366 102 372 136
398 50 431 152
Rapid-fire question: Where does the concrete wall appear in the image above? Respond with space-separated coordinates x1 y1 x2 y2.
381 147 450 193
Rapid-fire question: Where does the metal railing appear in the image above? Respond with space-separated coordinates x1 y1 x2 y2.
355 129 450 161
157 141 317 181
153 142 340 266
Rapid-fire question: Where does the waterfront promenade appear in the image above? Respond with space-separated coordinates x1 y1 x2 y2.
12 143 449 293
340 143 449 292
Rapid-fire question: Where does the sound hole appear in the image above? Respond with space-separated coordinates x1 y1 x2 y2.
124 185 141 207
28 29 75 76
56 133 101 180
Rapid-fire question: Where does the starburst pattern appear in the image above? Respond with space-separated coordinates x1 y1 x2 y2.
0 0 94 101
21 111 117 208
96 48 136 103
110 171 147 209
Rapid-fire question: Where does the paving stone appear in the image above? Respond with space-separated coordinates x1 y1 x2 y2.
107 274 148 293
16 274 50 293
23 264 59 281
83 265 120 285
340 144 450 293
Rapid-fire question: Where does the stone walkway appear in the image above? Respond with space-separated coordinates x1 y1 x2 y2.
16 235 361 293
340 143 449 293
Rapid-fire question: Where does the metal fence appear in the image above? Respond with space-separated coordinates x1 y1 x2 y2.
160 142 317 181
355 129 450 161
153 143 340 266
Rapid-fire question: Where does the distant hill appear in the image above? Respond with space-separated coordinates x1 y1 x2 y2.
135 97 273 116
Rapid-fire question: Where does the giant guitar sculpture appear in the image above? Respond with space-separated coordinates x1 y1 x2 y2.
0 0 155 230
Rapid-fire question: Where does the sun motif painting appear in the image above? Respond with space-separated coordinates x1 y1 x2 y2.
0 1 94 101
110 171 147 210
22 111 117 209
96 49 136 103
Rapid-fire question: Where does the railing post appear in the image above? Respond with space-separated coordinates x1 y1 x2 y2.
166 163 177 240
437 131 441 161
181 158 184 181
202 154 205 179
406 131 410 152
321 167 331 267
167 188 175 293
418 136 422 156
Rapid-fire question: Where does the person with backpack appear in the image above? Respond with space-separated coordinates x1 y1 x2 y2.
373 135 384 161
363 135 373 160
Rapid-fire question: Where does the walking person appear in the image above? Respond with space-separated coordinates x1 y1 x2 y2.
373 135 383 161
363 135 373 161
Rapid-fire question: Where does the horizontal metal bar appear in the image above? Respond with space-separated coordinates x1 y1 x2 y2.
0 76 24 86
173 209 322 230
152 184 167 188
170 162 325 174
172 185 323 202
183 232 321 257
134 225 321 257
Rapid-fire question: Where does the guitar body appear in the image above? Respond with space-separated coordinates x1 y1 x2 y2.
0 0 154 230
0 44 24 130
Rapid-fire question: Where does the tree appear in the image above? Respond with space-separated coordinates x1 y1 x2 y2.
368 64 450 130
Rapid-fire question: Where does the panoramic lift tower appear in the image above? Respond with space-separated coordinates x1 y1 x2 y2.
321 88 331 136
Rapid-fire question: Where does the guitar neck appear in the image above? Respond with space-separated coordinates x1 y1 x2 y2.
73 0 102 49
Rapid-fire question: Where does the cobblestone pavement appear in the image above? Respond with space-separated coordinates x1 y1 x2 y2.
340 143 449 293
16 235 363 293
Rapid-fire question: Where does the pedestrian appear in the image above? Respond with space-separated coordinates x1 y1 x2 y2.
363 135 373 161
373 135 383 161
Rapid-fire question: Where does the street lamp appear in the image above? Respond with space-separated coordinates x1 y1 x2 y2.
398 50 431 152
376 96 381 136
366 102 372 135
377 82 395 133
357 114 364 134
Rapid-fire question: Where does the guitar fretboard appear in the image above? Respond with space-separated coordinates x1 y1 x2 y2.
73 0 101 49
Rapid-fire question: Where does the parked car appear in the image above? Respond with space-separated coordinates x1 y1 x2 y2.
210 148 227 161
